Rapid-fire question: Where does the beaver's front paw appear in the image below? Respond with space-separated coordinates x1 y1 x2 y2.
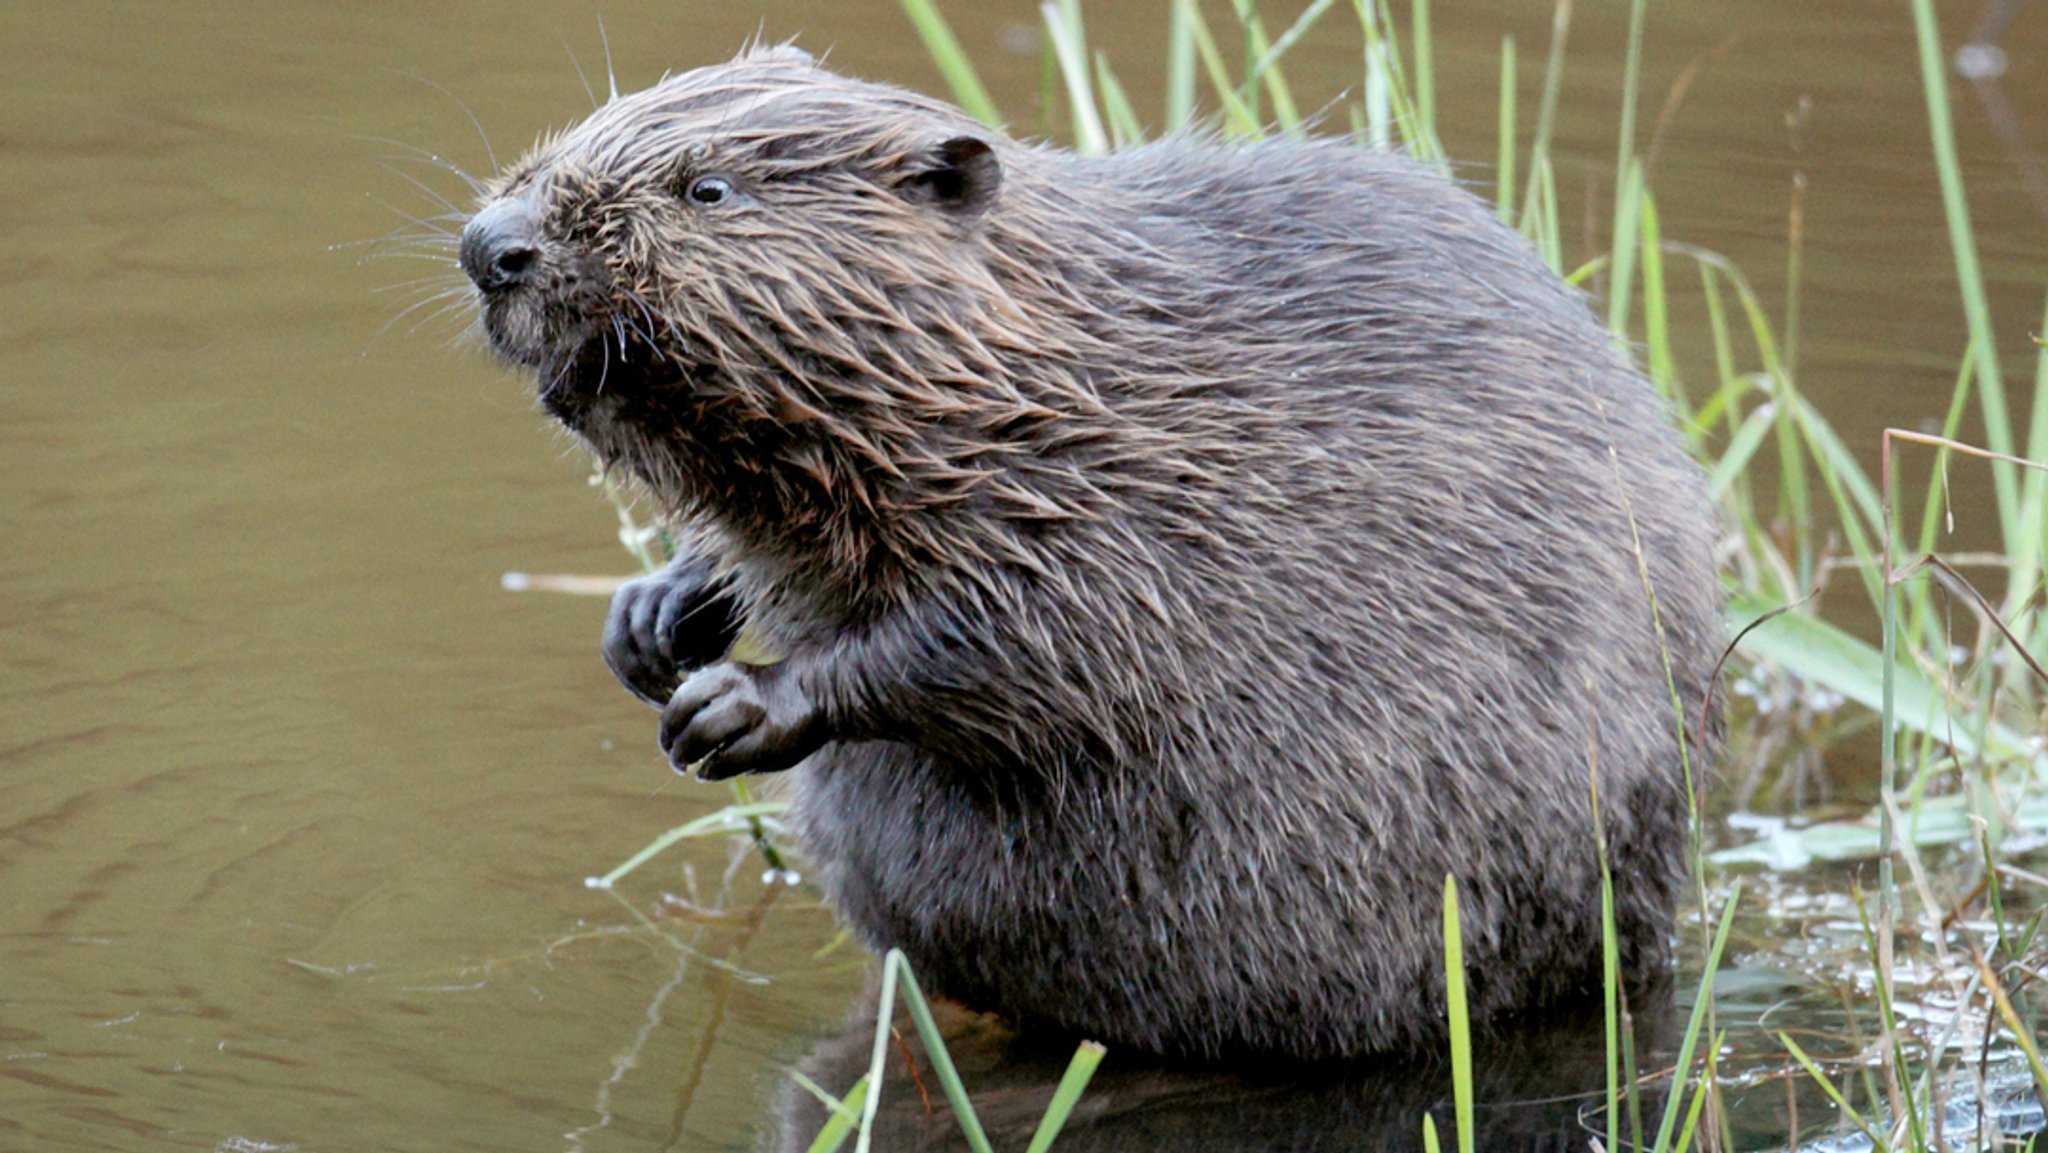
602 555 742 707
660 661 827 779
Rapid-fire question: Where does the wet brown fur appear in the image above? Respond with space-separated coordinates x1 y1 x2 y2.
461 46 1723 1061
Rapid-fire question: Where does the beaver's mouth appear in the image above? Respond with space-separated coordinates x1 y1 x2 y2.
533 331 688 429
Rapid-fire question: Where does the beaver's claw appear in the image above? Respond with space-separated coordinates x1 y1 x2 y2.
660 661 827 778
602 555 742 707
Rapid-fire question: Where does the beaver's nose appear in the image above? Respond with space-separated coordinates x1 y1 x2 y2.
460 198 542 292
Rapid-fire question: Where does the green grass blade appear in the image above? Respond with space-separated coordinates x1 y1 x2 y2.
1229 0 1301 130
1240 0 1338 130
801 1074 870 1153
1164 0 1196 132
1692 265 1742 429
1704 404 1776 498
1358 1 1391 146
854 954 902 1153
587 801 789 889
1252 0 1342 74
1783 169 1807 377
1606 159 1644 337
1669 1036 1721 1153
1909 0 2017 531
2014 289 2048 649
1600 846 1622 1153
1787 395 1884 605
1422 1113 1442 1153
1678 243 1895 595
1411 0 1436 154
1184 1 1261 137
1351 0 1427 153
1496 35 1516 223
1042 0 1108 154
1036 19 1059 136
1024 1041 1109 1153
1442 875 1475 1153
1621 996 1646 1153
1528 0 1571 182
1639 189 1683 410
1532 154 1561 273
892 955 997 1153
1614 0 1648 201
897 0 1003 128
793 1069 856 1119
1911 343 1980 560
1781 1033 1885 1149
1652 881 1741 1153
1094 52 1145 147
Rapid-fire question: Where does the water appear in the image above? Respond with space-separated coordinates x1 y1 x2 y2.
3 2 2044 1149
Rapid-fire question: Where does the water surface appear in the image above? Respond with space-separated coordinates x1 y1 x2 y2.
4 2 2045 1149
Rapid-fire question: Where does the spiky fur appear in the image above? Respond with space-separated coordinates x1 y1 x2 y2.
467 47 1723 1060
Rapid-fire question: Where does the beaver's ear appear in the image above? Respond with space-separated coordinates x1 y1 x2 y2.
897 136 1001 217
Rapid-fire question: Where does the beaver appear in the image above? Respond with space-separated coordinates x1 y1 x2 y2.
455 45 1723 1061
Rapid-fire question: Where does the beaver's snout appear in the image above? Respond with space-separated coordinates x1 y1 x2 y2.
460 198 542 293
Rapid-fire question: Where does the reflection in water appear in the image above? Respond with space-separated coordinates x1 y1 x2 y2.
573 873 795 1151
773 994 1672 1153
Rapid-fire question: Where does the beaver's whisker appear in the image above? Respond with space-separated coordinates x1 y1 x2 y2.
357 226 463 252
356 249 462 270
365 285 472 353
372 273 468 295
376 163 472 220
653 315 695 363
595 12 619 105
342 229 460 253
557 28 600 114
542 355 576 398
389 71 498 174
620 291 665 357
362 194 465 240
412 295 478 337
352 134 489 197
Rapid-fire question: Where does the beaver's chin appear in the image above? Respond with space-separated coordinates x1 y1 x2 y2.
532 336 687 432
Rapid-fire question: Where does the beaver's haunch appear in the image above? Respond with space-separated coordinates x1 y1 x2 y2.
457 46 1722 1061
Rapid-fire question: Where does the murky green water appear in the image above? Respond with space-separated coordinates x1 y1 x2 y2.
4 2 2044 1150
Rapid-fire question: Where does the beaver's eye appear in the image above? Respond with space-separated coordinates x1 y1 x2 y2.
686 175 733 206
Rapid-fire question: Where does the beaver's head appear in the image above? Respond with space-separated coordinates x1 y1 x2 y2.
462 48 1035 500
456 47 1168 603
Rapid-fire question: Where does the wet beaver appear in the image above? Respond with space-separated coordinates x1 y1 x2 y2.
456 46 1722 1061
